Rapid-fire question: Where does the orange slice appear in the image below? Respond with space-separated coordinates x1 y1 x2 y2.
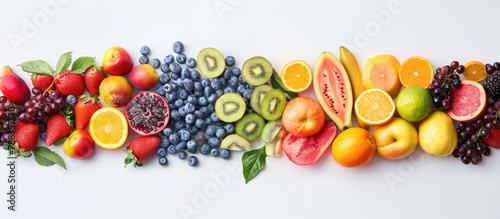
280 60 312 92
354 88 395 126
399 56 433 88
89 107 129 149
463 61 487 82
362 54 402 98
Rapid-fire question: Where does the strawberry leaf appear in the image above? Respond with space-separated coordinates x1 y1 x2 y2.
55 51 73 75
242 146 267 184
33 147 67 169
18 60 54 75
71 56 95 74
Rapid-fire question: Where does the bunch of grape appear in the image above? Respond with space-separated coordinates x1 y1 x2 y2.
17 88 66 123
0 96 20 147
427 61 463 110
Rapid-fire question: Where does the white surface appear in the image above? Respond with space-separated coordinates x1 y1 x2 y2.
1 0 500 219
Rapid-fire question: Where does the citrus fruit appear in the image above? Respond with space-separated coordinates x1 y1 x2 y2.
463 61 487 82
448 80 487 122
331 127 376 168
362 54 402 98
280 60 312 92
354 88 395 126
395 86 433 122
89 107 129 149
399 56 433 88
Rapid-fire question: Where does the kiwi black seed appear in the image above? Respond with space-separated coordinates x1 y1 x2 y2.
215 92 246 123
250 84 273 114
197 47 225 78
220 134 251 151
235 113 265 142
260 89 287 121
242 56 273 86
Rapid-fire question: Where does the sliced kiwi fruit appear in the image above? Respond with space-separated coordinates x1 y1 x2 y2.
242 56 273 86
220 134 251 151
197 47 225 78
215 92 246 123
250 84 273 114
260 89 287 121
265 129 287 157
235 113 265 142
261 119 282 143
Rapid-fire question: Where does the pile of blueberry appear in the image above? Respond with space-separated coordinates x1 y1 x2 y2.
140 41 254 167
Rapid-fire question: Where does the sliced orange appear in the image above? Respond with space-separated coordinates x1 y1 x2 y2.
89 107 129 150
354 88 395 126
463 61 487 82
362 54 402 98
280 60 312 92
399 56 433 88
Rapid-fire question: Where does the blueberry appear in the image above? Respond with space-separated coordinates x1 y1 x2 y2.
175 120 186 130
198 96 208 106
190 70 201 81
208 137 221 148
237 85 246 95
155 86 167 96
176 53 187 64
204 117 213 125
169 63 181 74
194 82 203 92
150 58 161 69
159 157 168 166
219 78 228 87
199 107 211 117
185 113 195 125
175 141 187 151
174 77 184 87
242 90 252 101
224 123 235 134
170 110 182 121
210 112 220 123
179 129 191 141
178 89 188 100
173 41 184 54
167 145 177 154
204 86 214 97
163 84 173 93
194 111 204 119
166 92 177 102
210 148 219 157
183 78 194 91
215 128 227 139
184 102 196 113
186 58 197 68
201 78 210 87
207 104 215 112
194 91 203 97
187 156 198 166
199 143 211 155
40 132 47 140
164 54 175 64
179 67 190 78
189 126 199 135
168 133 180 145
211 78 222 90
66 95 76 105
246 84 254 90
225 56 235 66
157 147 167 157
161 138 170 148
223 87 235 94
238 75 246 84
187 140 197 153
177 151 187 160
178 107 187 117
160 63 170 73
246 108 253 114
196 131 206 141
187 94 197 105
223 68 232 80
215 89 224 97
195 119 206 130
207 93 218 104
232 67 241 76
171 72 180 80
220 149 231 159
174 99 184 108
39 121 47 132
140 46 150 55
205 125 216 136
228 76 238 87
159 73 170 85
139 55 149 64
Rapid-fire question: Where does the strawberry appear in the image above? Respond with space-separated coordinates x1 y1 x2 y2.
55 70 85 97
124 135 161 167
482 128 500 149
46 113 72 146
31 74 54 92
15 121 40 152
74 95 101 130
83 67 106 95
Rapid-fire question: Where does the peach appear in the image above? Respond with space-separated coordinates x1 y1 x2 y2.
102 46 133 76
281 96 325 137
99 76 133 108
374 117 418 160
128 64 159 90
63 130 95 159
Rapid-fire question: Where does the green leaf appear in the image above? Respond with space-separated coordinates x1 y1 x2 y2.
242 146 267 184
33 147 67 169
71 56 95 74
55 51 73 75
270 69 298 100
17 60 54 75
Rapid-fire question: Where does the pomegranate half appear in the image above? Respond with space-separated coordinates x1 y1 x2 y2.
125 91 170 136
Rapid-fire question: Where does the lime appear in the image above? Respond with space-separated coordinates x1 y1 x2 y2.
395 86 432 122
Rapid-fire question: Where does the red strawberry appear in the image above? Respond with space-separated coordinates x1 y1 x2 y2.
482 128 500 149
15 121 40 152
124 135 161 167
74 95 101 130
83 67 106 95
31 74 54 92
55 70 85 97
46 113 72 146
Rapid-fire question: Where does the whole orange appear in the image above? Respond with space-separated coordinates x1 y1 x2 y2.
281 96 325 137
331 128 376 168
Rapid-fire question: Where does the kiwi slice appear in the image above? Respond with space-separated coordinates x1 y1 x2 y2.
220 134 251 151
215 92 246 123
242 56 273 86
260 89 287 121
197 47 225 78
265 129 287 157
235 113 265 142
250 84 273 114
261 119 282 143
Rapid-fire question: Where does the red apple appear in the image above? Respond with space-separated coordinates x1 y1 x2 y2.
63 130 95 159
281 96 326 137
128 64 159 90
102 46 133 76
0 66 31 104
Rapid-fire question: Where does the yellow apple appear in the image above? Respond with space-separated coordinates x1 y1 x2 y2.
374 117 418 160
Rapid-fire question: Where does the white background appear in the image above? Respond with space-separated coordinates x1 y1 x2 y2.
1 0 500 219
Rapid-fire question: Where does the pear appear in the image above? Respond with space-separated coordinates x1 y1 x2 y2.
0 66 30 104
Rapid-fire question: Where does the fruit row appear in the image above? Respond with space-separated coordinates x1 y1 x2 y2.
0 42 498 182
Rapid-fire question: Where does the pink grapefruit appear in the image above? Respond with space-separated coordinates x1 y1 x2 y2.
448 80 487 122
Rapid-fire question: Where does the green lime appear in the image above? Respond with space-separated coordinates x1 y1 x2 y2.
395 86 432 122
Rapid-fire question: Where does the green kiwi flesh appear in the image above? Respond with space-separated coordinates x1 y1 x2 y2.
235 113 265 142
220 134 251 151
260 119 282 143
197 47 225 78
242 56 273 86
215 93 246 123
259 89 287 121
250 84 273 114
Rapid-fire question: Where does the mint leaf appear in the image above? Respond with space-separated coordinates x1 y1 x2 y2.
55 51 72 74
271 69 297 100
33 147 67 169
71 56 95 74
242 146 267 184
18 60 54 75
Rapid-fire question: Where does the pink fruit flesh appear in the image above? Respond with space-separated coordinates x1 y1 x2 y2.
126 91 170 136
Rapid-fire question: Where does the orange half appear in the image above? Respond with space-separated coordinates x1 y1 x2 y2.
89 107 129 150
463 61 487 82
354 88 395 126
399 56 433 88
280 60 312 92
